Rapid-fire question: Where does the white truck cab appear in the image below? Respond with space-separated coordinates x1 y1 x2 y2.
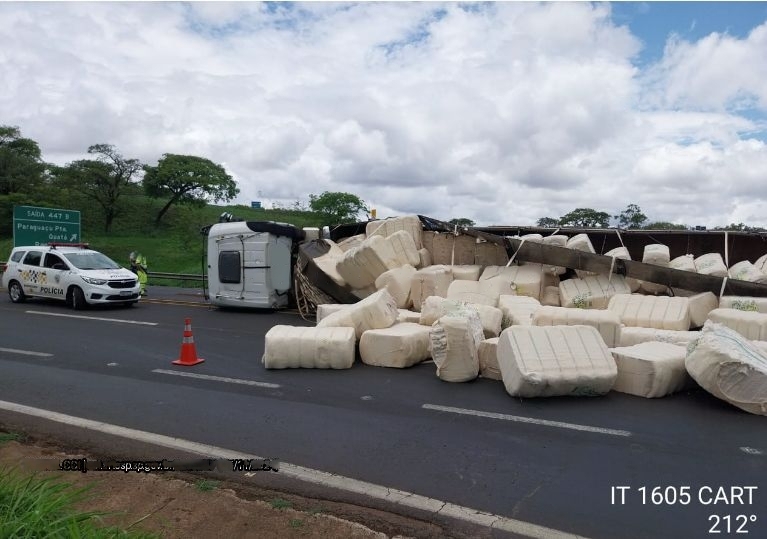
2 244 141 309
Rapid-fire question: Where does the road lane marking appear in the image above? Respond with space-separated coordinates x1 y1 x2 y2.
0 399 589 539
25 311 158 326
152 369 280 388
740 447 764 456
422 404 632 437
0 347 53 358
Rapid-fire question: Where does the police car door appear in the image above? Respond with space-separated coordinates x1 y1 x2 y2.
41 252 68 300
19 250 44 296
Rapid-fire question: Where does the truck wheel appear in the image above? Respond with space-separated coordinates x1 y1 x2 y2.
8 281 26 303
71 287 87 310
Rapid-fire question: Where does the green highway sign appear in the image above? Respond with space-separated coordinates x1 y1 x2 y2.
13 205 82 247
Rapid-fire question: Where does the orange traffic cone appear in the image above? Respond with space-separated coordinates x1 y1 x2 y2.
172 318 205 366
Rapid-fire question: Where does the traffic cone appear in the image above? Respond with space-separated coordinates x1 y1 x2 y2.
172 318 205 366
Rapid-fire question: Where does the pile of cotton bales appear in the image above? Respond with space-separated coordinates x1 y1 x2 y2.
264 216 766 416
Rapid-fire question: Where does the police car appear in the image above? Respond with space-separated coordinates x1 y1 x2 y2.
2 244 141 309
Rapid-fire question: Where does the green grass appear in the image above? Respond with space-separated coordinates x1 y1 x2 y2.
270 497 292 510
0 432 24 444
289 518 304 528
194 479 219 492
0 467 158 538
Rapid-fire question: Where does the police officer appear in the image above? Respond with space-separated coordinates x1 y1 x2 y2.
129 251 148 296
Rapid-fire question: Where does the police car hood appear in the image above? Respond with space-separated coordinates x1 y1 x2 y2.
78 268 137 280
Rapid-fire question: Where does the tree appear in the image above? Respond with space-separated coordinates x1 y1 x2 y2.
143 154 239 227
715 223 767 232
54 144 142 233
536 217 560 227
308 191 368 224
643 221 688 230
448 218 475 227
558 208 610 228
615 204 647 229
0 125 46 195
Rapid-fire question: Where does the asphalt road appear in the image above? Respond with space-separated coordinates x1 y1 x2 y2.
0 286 765 538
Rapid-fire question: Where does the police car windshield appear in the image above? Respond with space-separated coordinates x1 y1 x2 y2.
63 252 121 270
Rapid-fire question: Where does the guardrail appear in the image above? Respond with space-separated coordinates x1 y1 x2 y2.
0 263 205 284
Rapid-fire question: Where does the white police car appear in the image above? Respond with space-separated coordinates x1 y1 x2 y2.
2 244 141 309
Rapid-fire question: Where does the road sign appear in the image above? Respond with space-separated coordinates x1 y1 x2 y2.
13 205 82 247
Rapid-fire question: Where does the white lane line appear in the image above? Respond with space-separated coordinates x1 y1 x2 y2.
25 311 158 326
740 446 764 456
0 399 589 539
0 347 53 358
152 369 280 389
423 404 632 437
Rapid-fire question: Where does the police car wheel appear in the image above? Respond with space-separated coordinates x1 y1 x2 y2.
8 281 26 303
71 287 87 310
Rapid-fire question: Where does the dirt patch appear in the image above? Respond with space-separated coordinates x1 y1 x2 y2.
0 437 442 539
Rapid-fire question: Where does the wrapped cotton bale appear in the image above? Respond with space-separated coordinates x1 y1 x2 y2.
497 325 617 397
670 254 696 272
479 265 543 300
375 264 417 308
707 308 767 340
447 279 505 307
498 295 541 327
478 338 501 380
352 286 376 299
313 250 347 287
397 309 422 323
566 234 597 278
688 292 718 328
618 327 701 347
729 260 767 283
419 296 501 337
387 230 421 268
604 247 641 292
695 253 728 277
685 321 767 415
417 248 432 268
422 230 435 256
337 234 366 252
542 271 560 289
411 265 453 312
755 253 767 274
336 235 401 288
317 288 399 339
430 309 484 382
366 215 423 249
607 294 690 331
451 265 482 281
359 323 432 368
316 303 350 323
559 275 632 309
263 326 355 369
543 234 568 247
640 244 670 295
719 296 767 313
609 342 690 398
335 247 375 289
475 240 509 266
542 286 560 307
532 306 622 347
433 234 477 265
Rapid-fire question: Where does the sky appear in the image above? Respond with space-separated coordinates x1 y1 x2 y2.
2 1 767 228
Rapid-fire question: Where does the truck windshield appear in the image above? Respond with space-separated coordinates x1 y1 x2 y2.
63 252 121 270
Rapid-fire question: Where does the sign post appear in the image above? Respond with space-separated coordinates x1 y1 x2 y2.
13 205 82 247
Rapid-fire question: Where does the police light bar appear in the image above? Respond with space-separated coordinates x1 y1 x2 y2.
48 242 90 249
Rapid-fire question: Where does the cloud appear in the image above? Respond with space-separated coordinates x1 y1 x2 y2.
1 2 767 229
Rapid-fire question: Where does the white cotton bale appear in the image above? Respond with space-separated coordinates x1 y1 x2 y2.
337 234 366 252
670 254 696 272
335 246 376 289
430 311 484 382
719 296 767 313
263 326 356 369
707 308 767 340
695 253 728 277
475 240 509 267
397 309 422 323
609 342 691 398
532 306 622 347
479 265 543 300
541 285 560 307
410 265 453 312
419 297 501 338
352 286 376 299
450 265 482 281
366 215 423 249
559 275 632 309
539 235 568 276
447 279 505 307
607 294 690 331
688 292 718 328
497 325 617 397
566 234 597 278
316 303 351 323
729 260 767 283
685 321 767 415
417 248 432 269
313 251 347 288
375 264 417 308
618 327 701 347
498 295 541 328
478 338 501 380
387 230 421 268
359 322 432 368
643 244 670 266
605 247 641 292
316 288 399 339
754 253 767 274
